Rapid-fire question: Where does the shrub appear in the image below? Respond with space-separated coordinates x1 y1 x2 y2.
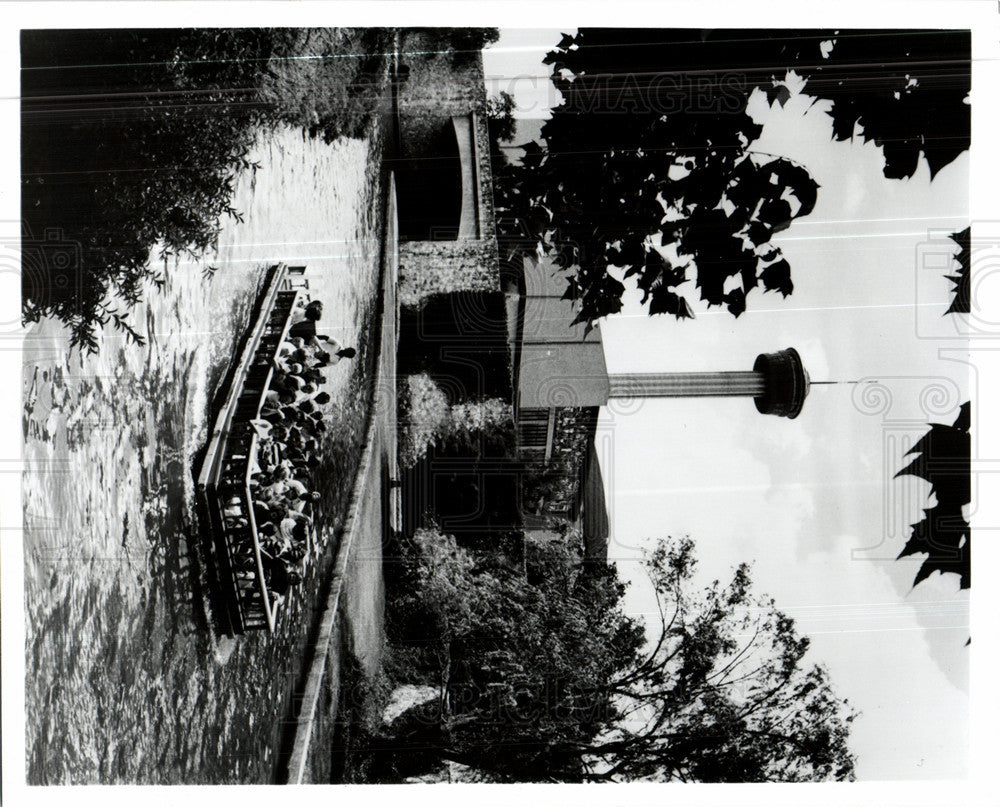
398 372 515 468
398 372 450 468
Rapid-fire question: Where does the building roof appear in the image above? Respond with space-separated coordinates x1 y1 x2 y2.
510 257 611 410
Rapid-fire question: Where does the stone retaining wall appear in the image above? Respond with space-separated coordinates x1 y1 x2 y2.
398 240 500 308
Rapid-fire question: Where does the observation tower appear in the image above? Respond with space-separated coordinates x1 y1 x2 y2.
607 347 812 419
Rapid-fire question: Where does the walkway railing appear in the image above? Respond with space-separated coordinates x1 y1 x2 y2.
284 171 399 784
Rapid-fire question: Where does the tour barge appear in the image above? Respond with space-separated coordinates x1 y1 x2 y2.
195 263 311 635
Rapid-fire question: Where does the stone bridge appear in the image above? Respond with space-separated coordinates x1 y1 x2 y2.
394 34 500 309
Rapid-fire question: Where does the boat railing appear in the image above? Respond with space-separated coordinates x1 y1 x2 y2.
196 264 309 634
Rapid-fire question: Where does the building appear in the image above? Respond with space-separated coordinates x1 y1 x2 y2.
507 257 612 561
393 37 812 563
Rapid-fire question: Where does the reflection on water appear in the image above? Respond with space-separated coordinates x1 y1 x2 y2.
23 125 385 784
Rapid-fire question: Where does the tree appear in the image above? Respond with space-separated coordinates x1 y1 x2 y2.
21 28 395 352
493 28 970 327
382 534 857 782
485 91 517 153
896 402 970 591
405 27 499 66
772 29 970 181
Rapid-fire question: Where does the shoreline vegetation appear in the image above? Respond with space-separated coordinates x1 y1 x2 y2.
21 27 394 352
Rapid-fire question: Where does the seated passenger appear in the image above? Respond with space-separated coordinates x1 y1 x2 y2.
262 555 302 597
290 299 322 327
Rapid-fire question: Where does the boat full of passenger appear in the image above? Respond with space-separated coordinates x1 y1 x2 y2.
195 264 352 635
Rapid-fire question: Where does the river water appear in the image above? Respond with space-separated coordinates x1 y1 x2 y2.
22 124 386 784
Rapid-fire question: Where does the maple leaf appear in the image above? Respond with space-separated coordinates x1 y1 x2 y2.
895 402 971 591
945 227 970 315
760 259 793 297
765 83 792 108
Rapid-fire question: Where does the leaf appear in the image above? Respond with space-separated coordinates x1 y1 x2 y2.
606 239 646 270
903 422 954 458
759 199 793 233
881 140 921 180
648 287 694 319
636 249 687 301
724 288 747 317
746 221 772 247
560 276 581 301
759 160 820 220
897 417 970 507
894 454 929 484
829 107 861 141
695 265 727 306
913 542 969 588
760 259 793 296
945 226 970 315
953 401 971 434
912 556 940 587
895 401 972 592
765 84 792 108
896 510 935 559
925 143 966 181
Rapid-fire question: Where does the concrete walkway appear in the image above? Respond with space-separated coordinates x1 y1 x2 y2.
284 174 398 784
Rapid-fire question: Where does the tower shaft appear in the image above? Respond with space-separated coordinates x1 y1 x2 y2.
608 371 767 398
603 348 811 419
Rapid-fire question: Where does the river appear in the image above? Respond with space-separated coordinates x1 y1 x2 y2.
22 123 387 783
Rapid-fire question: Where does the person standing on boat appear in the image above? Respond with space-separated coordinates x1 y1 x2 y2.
288 299 322 333
287 321 356 363
308 340 357 366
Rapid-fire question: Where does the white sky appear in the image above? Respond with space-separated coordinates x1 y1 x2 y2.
486 29 971 781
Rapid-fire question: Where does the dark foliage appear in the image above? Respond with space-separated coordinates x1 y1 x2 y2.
401 453 524 545
404 27 499 65
486 91 517 154
396 291 513 404
945 227 970 315
777 29 971 180
21 28 392 351
380 535 856 783
493 29 821 327
493 28 970 327
896 402 971 590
